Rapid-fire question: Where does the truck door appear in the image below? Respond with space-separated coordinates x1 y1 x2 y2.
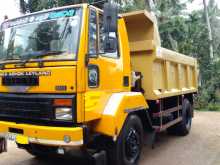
84 8 124 121
87 8 124 92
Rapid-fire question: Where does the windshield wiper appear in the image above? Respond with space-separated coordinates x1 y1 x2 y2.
3 57 20 61
20 50 66 64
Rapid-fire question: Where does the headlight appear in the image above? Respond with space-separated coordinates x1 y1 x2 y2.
55 107 72 120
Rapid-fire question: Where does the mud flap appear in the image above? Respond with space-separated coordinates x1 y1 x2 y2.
144 129 156 149
0 138 7 153
92 150 107 165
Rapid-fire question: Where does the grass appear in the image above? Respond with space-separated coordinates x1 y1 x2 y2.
194 93 220 112
195 103 220 112
207 103 220 111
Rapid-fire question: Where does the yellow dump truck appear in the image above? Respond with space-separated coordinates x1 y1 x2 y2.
0 2 197 165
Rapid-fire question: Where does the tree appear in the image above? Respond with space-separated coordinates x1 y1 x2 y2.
145 0 156 11
20 0 106 13
117 0 146 12
203 0 214 59
153 0 188 51
20 0 57 13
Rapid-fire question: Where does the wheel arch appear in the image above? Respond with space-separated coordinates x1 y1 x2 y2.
129 110 154 133
184 93 194 106
92 92 151 139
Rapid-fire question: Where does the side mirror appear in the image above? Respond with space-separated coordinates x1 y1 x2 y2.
104 34 117 53
104 2 118 33
103 2 118 53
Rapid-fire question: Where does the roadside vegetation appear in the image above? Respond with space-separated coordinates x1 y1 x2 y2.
19 0 220 111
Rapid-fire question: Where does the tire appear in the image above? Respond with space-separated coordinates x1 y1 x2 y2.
167 99 193 136
108 115 144 165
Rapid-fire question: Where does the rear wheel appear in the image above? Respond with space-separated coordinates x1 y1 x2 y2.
108 115 144 165
167 99 192 136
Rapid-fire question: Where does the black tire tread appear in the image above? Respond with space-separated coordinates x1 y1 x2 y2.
167 99 192 136
108 115 144 165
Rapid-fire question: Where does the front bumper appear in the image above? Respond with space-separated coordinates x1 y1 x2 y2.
0 121 83 147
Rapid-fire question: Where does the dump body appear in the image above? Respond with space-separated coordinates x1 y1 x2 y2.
122 11 198 100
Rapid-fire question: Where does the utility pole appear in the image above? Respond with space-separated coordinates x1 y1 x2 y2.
203 0 214 59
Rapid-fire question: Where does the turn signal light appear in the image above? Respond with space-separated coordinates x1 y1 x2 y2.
53 99 72 107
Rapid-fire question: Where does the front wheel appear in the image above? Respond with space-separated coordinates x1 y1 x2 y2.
108 115 144 165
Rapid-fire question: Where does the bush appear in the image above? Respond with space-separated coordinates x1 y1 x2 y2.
207 103 220 111
196 86 220 111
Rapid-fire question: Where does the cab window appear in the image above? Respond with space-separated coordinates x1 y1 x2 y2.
98 13 118 58
88 9 97 55
88 9 119 58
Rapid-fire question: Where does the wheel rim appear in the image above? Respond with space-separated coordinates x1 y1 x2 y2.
125 128 141 162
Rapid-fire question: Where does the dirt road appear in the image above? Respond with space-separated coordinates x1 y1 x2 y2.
0 111 219 165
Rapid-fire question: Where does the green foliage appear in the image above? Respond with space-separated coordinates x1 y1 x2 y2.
156 0 220 110
207 103 220 111
155 0 186 16
118 0 146 12
21 0 94 13
27 0 57 12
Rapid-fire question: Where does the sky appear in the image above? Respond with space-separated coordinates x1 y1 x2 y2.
0 0 20 23
186 0 220 12
0 0 220 24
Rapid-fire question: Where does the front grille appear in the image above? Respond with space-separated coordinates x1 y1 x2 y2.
2 76 39 86
0 94 75 126
0 94 52 120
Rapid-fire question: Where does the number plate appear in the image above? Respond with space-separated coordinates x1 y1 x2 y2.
6 133 17 142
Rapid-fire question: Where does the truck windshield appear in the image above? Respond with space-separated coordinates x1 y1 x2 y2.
0 7 82 62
